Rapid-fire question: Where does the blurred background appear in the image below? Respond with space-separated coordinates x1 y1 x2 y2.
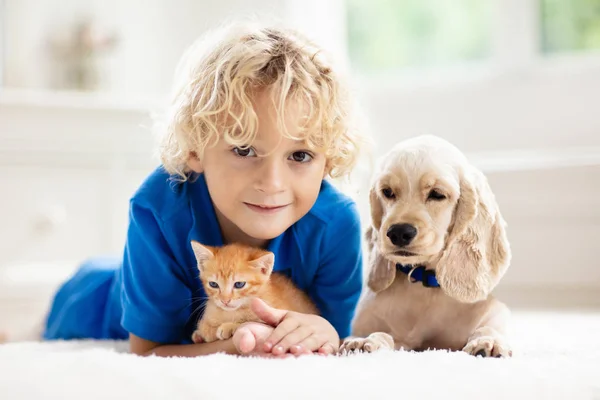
0 0 599 331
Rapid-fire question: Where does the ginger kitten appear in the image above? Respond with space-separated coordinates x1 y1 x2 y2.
190 241 318 343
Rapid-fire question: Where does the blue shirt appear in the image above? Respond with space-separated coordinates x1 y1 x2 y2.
118 167 363 344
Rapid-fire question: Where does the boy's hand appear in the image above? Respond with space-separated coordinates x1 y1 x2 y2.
231 321 290 358
250 298 339 356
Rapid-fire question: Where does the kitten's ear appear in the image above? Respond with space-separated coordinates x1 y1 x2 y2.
249 252 275 275
190 241 214 271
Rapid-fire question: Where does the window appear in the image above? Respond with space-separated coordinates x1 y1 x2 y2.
346 0 600 76
541 0 600 53
346 0 492 73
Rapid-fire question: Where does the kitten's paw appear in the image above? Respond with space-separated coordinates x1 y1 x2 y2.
191 330 204 344
339 332 394 355
216 322 240 340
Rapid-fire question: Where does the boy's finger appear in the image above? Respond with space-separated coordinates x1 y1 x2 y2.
271 326 313 355
290 344 314 356
235 327 257 354
263 318 299 352
317 342 337 355
251 298 288 327
296 334 328 354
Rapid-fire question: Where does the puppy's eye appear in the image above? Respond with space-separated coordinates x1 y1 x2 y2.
427 190 446 201
382 187 395 199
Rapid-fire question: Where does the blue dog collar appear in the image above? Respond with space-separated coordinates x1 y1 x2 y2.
396 264 440 288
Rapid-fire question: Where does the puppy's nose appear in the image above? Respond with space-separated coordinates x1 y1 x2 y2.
387 224 417 247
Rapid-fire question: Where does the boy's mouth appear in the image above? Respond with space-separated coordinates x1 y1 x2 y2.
244 203 289 214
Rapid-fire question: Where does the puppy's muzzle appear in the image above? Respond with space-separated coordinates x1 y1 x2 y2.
387 224 417 247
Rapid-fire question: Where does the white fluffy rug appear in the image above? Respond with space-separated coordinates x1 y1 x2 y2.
1 311 599 400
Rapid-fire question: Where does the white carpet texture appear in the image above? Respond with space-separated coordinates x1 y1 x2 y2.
1 311 599 400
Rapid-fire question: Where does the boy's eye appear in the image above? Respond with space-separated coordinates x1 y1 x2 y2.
289 151 313 163
234 281 246 289
208 281 219 289
232 147 257 157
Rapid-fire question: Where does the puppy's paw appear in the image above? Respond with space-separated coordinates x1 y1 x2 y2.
463 336 512 358
339 332 394 355
216 322 239 340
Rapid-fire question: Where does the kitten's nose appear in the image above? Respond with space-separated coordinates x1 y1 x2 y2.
222 299 230 305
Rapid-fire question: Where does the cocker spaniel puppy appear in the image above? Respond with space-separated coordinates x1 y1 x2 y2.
341 135 512 357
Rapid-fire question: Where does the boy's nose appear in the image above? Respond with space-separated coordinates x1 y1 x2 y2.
255 159 286 194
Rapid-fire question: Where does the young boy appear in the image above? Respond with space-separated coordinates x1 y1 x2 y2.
44 22 366 358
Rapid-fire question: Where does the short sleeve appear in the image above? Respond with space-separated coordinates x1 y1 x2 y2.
120 201 191 344
309 202 363 339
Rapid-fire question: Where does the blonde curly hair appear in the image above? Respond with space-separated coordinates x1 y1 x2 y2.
158 21 365 180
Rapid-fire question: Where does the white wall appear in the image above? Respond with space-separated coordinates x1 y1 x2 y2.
358 69 600 154
0 97 155 266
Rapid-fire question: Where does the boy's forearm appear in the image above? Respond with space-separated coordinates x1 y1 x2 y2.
142 339 238 357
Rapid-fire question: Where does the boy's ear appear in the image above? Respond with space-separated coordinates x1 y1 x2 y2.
191 240 214 271
187 152 203 173
323 160 331 178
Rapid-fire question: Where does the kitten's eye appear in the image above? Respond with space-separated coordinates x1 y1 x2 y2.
289 151 313 163
234 281 246 289
208 281 219 289
382 187 395 199
232 147 257 157
428 190 446 201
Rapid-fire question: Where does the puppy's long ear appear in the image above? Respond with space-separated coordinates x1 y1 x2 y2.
367 187 396 292
434 167 511 303
369 186 383 231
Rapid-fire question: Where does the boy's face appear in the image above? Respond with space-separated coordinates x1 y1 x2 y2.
189 90 327 247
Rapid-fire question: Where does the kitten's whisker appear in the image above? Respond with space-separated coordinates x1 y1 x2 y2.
177 297 208 315
189 296 209 305
188 301 206 310
188 294 209 305
185 298 210 325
